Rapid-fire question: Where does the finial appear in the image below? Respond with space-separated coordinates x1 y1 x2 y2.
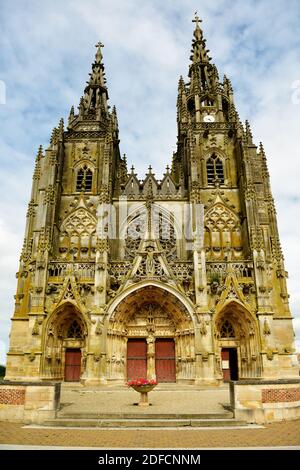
165 165 170 174
95 41 104 63
192 11 202 29
130 165 135 174
148 165 153 174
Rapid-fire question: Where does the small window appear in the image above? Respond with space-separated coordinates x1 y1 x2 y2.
206 154 224 185
76 165 93 192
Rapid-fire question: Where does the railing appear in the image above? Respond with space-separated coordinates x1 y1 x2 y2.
48 262 95 280
171 262 194 281
109 261 132 281
206 261 253 281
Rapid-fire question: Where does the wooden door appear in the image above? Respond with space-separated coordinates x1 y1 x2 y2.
221 348 238 381
64 348 81 382
155 339 176 382
127 339 147 380
221 348 230 382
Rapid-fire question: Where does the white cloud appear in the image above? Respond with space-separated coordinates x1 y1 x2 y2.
0 0 300 365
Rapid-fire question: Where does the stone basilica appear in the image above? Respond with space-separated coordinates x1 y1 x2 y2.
5 17 298 386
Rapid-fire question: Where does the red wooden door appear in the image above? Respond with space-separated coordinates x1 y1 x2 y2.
221 348 230 382
155 339 176 382
64 349 81 382
127 339 147 381
221 348 238 382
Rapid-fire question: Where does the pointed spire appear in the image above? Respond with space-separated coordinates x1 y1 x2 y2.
78 41 109 120
188 14 219 96
190 12 209 65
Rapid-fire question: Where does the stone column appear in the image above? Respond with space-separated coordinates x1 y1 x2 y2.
146 335 156 380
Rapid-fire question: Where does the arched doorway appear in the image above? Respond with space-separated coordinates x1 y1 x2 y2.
107 285 195 383
215 302 261 380
42 303 88 381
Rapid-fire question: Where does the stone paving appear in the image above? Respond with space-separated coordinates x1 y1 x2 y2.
0 384 300 448
0 420 300 448
59 383 230 416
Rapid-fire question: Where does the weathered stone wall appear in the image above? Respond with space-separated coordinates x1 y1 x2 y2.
230 379 300 423
0 382 61 423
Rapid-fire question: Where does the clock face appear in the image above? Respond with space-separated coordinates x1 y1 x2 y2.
203 114 215 123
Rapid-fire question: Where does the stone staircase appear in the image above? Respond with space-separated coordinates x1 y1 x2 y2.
43 410 247 428
40 384 249 428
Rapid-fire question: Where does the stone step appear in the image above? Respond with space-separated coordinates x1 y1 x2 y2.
58 412 233 420
43 417 246 428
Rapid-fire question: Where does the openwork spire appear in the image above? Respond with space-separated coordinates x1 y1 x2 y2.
188 13 218 95
78 41 109 120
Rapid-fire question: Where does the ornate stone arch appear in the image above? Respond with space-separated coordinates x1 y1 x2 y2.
104 281 196 382
214 300 261 379
41 301 89 380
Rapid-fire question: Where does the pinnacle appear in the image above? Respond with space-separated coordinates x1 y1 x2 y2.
36 145 43 160
245 120 253 143
59 118 64 132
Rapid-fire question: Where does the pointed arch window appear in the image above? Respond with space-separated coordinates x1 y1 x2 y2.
206 154 224 185
220 319 235 338
76 165 93 192
67 320 83 339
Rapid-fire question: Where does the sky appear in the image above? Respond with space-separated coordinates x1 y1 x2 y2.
0 0 300 365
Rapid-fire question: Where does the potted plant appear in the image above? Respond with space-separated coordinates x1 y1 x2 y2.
127 378 157 407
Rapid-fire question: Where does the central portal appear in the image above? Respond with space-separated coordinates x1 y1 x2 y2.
108 286 195 383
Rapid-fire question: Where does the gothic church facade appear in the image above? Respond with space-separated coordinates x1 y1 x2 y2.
5 18 298 385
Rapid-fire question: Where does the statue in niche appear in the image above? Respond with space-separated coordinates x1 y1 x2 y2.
146 251 155 276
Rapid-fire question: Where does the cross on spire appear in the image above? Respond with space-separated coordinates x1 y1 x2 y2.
95 41 104 62
192 11 202 28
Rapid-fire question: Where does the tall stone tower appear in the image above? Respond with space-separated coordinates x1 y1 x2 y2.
5 18 298 385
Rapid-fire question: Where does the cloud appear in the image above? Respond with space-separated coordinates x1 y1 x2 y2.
0 0 300 364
